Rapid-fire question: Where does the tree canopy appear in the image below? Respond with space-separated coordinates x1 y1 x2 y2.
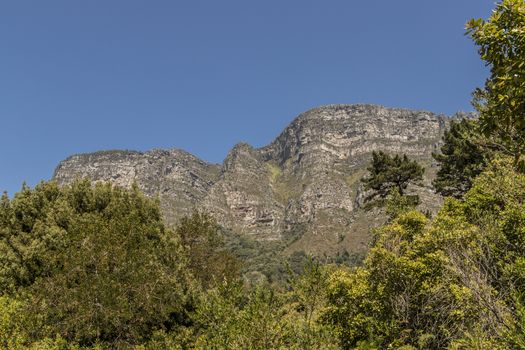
361 151 424 206
467 0 525 166
324 157 525 348
3 1 525 349
0 180 191 347
432 118 488 198
175 211 239 288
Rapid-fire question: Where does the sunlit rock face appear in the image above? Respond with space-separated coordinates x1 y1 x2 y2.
54 104 452 255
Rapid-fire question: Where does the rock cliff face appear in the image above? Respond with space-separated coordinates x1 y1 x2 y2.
53 104 450 256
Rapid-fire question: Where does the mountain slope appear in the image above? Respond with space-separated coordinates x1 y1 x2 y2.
53 104 451 256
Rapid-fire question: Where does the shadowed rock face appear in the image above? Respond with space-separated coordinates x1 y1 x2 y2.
53 149 221 224
53 104 451 255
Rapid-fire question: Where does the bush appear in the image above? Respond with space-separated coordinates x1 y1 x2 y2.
0 180 191 347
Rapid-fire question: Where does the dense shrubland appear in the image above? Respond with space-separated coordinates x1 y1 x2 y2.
7 156 525 349
2 0 525 348
324 157 525 348
0 180 338 349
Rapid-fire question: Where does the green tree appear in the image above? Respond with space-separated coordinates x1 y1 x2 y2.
285 259 338 349
192 281 291 350
432 118 488 198
322 267 384 349
324 157 525 348
467 0 525 166
190 262 338 350
361 151 424 206
0 180 191 347
175 211 240 288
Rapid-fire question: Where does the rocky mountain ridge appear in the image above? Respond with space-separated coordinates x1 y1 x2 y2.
53 104 454 256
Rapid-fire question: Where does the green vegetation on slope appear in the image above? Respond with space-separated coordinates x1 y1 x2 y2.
324 157 525 348
2 1 525 349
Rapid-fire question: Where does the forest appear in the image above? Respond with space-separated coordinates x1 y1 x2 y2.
2 1 525 349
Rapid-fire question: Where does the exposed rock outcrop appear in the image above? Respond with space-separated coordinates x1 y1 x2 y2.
53 104 451 255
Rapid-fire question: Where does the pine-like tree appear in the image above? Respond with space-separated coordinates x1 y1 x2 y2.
361 151 424 205
432 119 488 198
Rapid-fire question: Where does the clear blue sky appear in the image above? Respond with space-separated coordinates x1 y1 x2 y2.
1 1 494 195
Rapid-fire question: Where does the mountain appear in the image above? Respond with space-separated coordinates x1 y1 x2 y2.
53 104 452 259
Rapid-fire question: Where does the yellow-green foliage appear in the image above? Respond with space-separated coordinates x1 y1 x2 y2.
265 161 304 204
467 0 525 164
321 157 525 349
0 296 28 349
323 268 384 349
190 263 338 350
266 162 282 184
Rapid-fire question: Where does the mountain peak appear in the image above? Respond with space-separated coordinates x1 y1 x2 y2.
53 104 448 253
